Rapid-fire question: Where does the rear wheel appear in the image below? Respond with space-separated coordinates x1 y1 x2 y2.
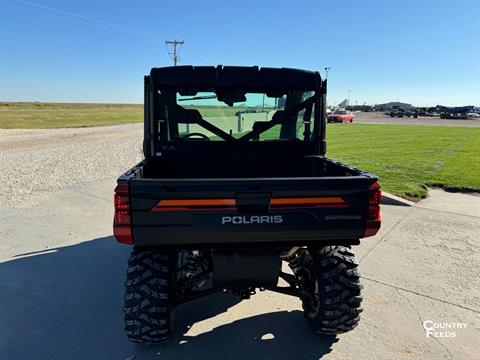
302 246 363 335
124 250 176 344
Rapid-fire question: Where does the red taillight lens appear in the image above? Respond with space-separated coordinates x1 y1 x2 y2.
363 181 382 237
114 193 130 225
113 184 133 244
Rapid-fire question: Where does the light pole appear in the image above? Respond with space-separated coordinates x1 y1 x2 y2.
348 89 351 106
324 67 331 111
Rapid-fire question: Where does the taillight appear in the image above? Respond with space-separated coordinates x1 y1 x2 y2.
363 181 382 237
113 184 133 244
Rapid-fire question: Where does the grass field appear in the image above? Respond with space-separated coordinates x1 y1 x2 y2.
0 102 143 128
259 123 480 200
325 124 480 199
1 102 479 200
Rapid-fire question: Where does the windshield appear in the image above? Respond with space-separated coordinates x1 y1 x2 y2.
156 88 317 142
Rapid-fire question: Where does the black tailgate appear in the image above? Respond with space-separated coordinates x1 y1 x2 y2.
130 176 375 248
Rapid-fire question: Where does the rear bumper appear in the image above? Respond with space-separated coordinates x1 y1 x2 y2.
327 117 344 122
133 238 361 250
133 214 365 248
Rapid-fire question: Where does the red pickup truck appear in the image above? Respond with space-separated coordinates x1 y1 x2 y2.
328 110 355 123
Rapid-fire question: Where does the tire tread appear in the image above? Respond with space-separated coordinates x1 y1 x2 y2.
304 246 363 335
124 250 174 344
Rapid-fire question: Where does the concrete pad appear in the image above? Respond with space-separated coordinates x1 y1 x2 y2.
1 182 479 359
1 234 478 360
0 182 114 258
354 204 412 262
325 279 480 360
360 206 480 311
418 189 480 218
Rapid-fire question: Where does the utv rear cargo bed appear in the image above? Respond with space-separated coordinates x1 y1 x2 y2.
141 155 358 178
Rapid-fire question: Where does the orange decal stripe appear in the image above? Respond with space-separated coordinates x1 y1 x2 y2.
152 199 236 212
271 197 345 205
158 199 236 207
270 197 348 209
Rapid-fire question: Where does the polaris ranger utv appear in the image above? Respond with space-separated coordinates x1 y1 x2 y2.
114 66 382 344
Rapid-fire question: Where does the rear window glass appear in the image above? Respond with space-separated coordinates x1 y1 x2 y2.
156 89 317 142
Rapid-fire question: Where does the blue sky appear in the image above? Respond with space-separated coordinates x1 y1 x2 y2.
0 0 479 106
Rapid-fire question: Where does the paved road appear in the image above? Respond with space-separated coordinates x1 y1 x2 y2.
1 125 479 359
352 112 480 127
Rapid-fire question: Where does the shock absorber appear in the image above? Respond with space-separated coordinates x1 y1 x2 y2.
286 249 312 285
184 250 201 279
286 250 304 275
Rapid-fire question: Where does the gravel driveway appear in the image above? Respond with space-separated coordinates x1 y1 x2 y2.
0 124 143 208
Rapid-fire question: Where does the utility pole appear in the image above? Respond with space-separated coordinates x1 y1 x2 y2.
165 39 184 66
324 67 331 80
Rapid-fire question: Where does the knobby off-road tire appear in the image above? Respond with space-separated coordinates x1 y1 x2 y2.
303 246 363 335
124 250 176 344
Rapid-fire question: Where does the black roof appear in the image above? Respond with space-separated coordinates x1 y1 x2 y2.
150 65 321 89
